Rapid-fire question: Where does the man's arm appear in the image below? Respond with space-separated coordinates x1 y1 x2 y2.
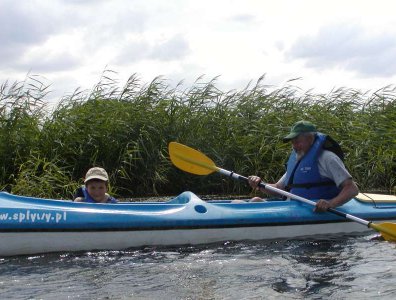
314 178 359 212
248 174 286 196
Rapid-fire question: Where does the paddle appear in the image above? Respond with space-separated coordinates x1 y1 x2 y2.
168 141 396 241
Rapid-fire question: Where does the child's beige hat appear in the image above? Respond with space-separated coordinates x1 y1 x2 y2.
84 167 109 183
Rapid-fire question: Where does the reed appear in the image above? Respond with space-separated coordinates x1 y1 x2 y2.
0 76 47 191
1 72 395 198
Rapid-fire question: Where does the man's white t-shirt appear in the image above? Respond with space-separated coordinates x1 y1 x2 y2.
277 150 352 189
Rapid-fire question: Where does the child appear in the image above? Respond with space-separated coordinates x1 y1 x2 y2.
74 167 118 203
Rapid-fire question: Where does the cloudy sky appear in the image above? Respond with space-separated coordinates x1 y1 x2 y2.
1 0 396 102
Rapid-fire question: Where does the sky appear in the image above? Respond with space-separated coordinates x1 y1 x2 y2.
1 0 396 103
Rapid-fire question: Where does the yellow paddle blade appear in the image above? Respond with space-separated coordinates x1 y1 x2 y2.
370 222 396 241
168 142 219 175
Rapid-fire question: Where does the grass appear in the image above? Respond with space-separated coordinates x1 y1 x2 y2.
1 71 395 199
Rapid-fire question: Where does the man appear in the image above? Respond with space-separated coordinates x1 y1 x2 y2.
248 120 359 212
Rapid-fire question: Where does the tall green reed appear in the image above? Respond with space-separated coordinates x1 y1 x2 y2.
0 76 47 191
1 71 395 198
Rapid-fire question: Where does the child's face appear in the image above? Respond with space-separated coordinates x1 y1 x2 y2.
86 180 108 202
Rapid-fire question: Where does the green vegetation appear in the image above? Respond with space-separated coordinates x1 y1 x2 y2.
1 72 395 199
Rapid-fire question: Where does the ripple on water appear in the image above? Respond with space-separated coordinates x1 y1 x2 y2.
1 234 396 299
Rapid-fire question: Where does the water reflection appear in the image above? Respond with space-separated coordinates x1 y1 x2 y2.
274 238 353 296
1 234 396 299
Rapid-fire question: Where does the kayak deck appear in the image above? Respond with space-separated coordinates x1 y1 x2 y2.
1 191 396 230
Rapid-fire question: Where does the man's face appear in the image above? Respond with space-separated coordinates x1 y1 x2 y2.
291 134 313 160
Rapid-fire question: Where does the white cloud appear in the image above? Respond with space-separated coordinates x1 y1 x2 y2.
287 23 396 77
114 34 190 65
148 35 190 61
0 1 59 64
1 0 396 103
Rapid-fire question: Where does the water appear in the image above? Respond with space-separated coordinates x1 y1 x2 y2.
1 233 396 299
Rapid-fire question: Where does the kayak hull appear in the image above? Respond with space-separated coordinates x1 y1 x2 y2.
1 191 396 256
0 221 376 257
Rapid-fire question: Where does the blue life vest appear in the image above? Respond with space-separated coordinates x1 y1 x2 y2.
284 133 341 200
81 186 118 203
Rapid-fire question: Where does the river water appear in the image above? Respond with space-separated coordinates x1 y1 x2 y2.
1 232 396 299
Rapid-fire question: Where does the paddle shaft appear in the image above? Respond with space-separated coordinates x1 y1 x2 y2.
169 141 396 240
217 167 371 227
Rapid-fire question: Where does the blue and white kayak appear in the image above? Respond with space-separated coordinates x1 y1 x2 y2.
1 191 396 256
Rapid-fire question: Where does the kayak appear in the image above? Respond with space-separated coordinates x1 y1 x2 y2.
1 191 396 256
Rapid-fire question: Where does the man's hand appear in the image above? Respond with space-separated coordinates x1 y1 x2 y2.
248 176 262 190
314 179 359 213
314 199 333 212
